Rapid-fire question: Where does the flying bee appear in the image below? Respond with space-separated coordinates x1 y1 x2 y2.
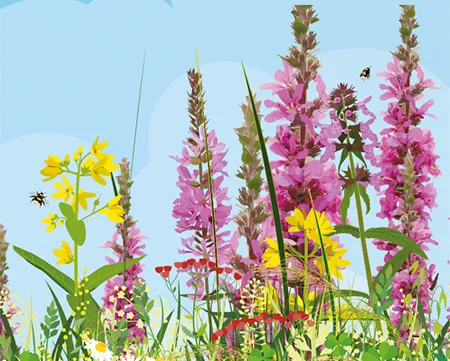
29 191 48 207
360 66 371 81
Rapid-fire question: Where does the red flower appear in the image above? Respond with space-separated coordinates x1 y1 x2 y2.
224 267 233 274
163 266 172 272
264 317 273 325
284 321 292 328
181 261 188 269
215 267 224 274
161 271 170 279
187 258 195 266
211 333 219 342
233 273 242 281
174 262 183 269
208 261 216 268
200 258 208 266
155 266 163 274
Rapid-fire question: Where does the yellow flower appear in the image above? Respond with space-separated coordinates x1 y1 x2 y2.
99 196 124 223
89 157 110 185
288 208 335 247
102 154 120 173
40 154 63 182
315 243 351 280
91 136 109 159
52 176 74 202
262 237 281 268
53 241 74 265
42 213 57 232
72 189 96 210
74 146 84 161
286 208 306 232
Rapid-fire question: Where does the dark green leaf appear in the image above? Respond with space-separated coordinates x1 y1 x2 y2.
340 186 354 224
364 227 427 259
405 6 415 18
14 246 74 294
358 183 371 215
84 256 145 291
241 147 254 165
400 26 411 37
338 149 348 172
353 151 368 168
247 175 261 191
328 224 360 238
293 19 308 34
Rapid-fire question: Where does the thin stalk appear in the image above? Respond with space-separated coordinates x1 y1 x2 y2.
341 96 373 289
73 159 81 294
109 173 126 284
241 62 290 316
303 231 309 312
307 189 337 334
131 51 146 178
195 50 222 324
204 278 214 340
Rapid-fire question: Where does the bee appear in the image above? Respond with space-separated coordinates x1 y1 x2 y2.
360 66 371 81
29 191 48 207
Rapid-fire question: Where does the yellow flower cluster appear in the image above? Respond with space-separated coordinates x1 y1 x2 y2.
262 208 351 280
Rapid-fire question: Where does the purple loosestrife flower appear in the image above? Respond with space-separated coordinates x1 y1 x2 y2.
171 69 232 295
102 158 147 343
259 6 346 298
374 5 441 333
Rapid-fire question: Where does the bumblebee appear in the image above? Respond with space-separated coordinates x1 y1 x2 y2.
360 66 371 81
29 191 48 207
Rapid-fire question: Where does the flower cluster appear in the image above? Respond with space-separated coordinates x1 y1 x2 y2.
171 68 233 295
212 310 312 342
374 5 440 331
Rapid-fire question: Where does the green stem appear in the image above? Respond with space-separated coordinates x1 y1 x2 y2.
73 159 81 294
303 231 309 312
308 190 337 334
341 97 373 289
195 50 222 325
205 278 213 340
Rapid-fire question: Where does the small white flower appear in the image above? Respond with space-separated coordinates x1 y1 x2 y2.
84 338 113 361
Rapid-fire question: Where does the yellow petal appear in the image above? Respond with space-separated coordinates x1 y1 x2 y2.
108 195 122 206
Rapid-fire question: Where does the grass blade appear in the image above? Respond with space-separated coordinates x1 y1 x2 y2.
241 62 289 315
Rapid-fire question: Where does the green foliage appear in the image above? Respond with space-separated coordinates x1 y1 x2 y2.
324 333 353 357
340 185 354 224
13 246 74 293
40 301 60 340
65 218 86 246
249 345 275 361
19 351 40 361
362 342 398 361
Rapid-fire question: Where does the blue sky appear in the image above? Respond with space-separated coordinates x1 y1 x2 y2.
1 0 449 338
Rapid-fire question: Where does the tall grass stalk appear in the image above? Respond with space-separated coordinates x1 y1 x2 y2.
131 51 147 178
241 62 290 317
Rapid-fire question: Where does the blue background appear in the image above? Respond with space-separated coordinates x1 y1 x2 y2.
0 0 449 340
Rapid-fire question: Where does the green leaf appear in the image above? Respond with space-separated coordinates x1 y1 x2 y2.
379 341 398 359
150 311 174 354
0 307 18 356
400 25 411 37
364 227 427 259
84 256 145 291
372 248 410 298
65 218 86 246
14 246 74 293
358 183 371 215
340 185 354 224
293 19 308 35
338 148 348 172
242 62 289 315
353 151 368 168
247 175 261 191
59 202 75 219
405 6 415 18
324 334 338 348
362 348 381 361
241 147 254 165
67 293 104 342
329 224 360 238
337 289 370 300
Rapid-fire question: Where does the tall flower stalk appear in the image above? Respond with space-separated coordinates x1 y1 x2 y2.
321 84 380 289
102 157 147 343
235 94 270 261
375 5 440 332
260 5 343 310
